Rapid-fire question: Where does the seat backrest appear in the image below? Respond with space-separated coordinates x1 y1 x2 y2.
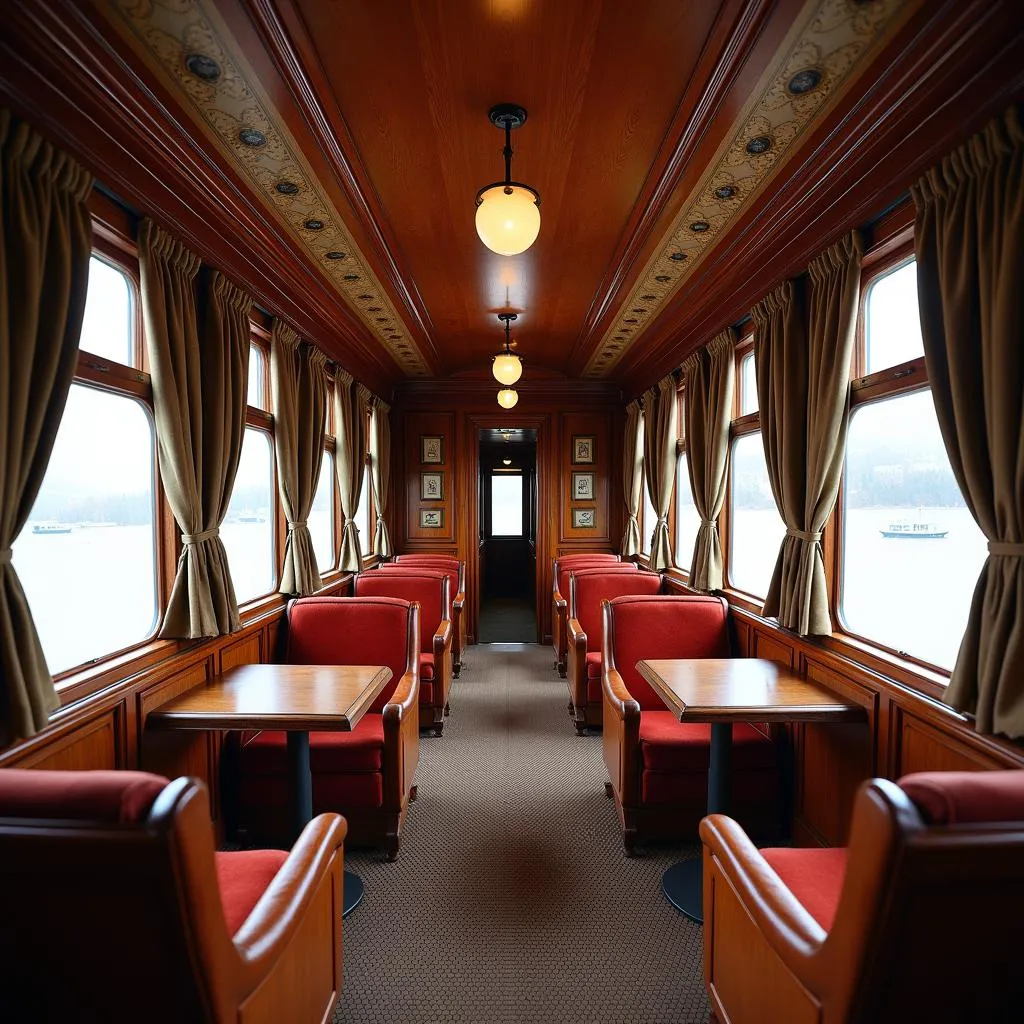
0 771 237 1021
287 596 417 712
353 573 448 660
898 770 1024 825
604 594 730 710
570 568 663 644
394 555 459 569
556 553 620 566
375 563 456 618
557 560 635 602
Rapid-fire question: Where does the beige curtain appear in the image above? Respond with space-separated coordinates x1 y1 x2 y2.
335 369 369 571
913 107 1024 737
0 112 92 744
270 321 327 595
642 374 679 571
620 399 643 557
369 396 392 558
140 222 251 638
684 330 735 589
754 233 862 636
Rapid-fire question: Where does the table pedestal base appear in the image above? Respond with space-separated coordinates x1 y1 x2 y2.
343 870 364 918
662 859 702 923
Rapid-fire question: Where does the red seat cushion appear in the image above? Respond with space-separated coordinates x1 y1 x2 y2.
898 770 1024 825
0 769 169 824
354 573 447 665
760 847 848 932
638 712 775 771
558 562 635 605
216 849 289 935
240 770 383 815
586 652 603 702
419 653 435 681
242 714 385 774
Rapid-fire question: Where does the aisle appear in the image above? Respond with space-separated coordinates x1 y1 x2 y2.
335 643 708 1024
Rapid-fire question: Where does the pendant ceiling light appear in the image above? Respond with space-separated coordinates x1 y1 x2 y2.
497 387 519 410
475 104 540 256
492 312 523 386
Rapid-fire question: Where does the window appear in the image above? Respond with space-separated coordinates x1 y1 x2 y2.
13 255 159 675
739 351 758 415
492 473 524 536
355 464 371 550
222 427 276 602
839 257 986 669
309 451 335 573
675 452 701 571
728 432 785 597
641 469 657 555
247 343 266 410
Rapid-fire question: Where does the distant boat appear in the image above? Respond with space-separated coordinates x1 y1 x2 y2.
32 523 74 535
880 517 948 539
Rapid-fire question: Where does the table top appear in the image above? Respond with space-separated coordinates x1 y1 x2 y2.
147 663 393 732
635 658 864 724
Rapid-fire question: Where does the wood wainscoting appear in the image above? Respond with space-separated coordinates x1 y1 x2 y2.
0 577 353 815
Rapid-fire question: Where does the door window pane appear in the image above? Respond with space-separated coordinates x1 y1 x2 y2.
222 428 275 602
492 474 523 536
840 390 986 668
79 257 134 366
865 260 923 374
310 451 335 573
675 452 701 571
740 352 758 415
13 383 157 673
728 432 786 597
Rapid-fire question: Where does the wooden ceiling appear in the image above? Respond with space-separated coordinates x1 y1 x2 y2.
2 0 1022 397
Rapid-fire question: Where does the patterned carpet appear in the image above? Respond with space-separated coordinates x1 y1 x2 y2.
477 597 538 643
334 643 710 1023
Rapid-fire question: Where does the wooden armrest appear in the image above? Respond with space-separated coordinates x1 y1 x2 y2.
233 812 347 972
433 618 452 652
700 813 826 962
385 669 418 719
553 592 566 611
567 617 586 648
453 591 465 611
602 668 639 719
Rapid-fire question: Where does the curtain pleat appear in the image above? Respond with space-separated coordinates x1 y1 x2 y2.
755 233 862 635
913 106 1024 737
642 374 679 571
335 369 368 571
684 330 735 589
369 396 393 558
140 223 250 638
271 321 326 595
0 111 92 744
620 399 643 557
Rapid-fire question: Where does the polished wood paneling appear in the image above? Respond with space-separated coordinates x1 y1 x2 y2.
404 411 456 544
8 707 123 772
894 708 1006 776
560 412 613 545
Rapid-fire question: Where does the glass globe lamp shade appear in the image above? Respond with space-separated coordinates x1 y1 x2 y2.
496 387 519 410
475 185 541 256
492 351 523 386
502 458 512 465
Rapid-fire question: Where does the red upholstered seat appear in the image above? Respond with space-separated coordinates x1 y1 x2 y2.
552 555 627 677
638 712 775 772
390 557 467 678
243 715 385 774
215 849 290 935
0 768 168 824
898 770 1024 825
758 847 848 932
354 571 452 734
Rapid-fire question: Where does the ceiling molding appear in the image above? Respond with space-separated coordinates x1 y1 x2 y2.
101 0 432 377
581 0 916 378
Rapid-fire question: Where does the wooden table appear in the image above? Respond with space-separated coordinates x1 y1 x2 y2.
148 662 392 918
635 657 865 924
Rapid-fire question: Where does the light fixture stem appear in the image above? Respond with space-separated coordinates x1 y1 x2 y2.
503 121 513 190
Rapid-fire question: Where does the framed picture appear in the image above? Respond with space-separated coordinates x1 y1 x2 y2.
420 471 444 501
572 435 594 464
419 508 445 529
572 471 594 501
421 435 444 465
572 507 596 529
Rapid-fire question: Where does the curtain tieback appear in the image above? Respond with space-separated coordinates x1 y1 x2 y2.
656 516 668 526
700 519 717 529
287 520 308 532
786 528 822 543
989 540 1024 556
0 548 11 566
182 528 219 545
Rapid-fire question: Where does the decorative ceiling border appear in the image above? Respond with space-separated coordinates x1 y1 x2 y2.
583 0 912 377
104 0 431 376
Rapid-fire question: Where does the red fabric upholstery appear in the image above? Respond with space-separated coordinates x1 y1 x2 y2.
286 596 411 713
760 847 848 932
354 573 446 667
558 562 636 606
241 770 383 813
556 553 619 566
607 595 730 710
898 770 1024 825
376 564 456 618
419 653 435 681
242 715 385 774
638 712 775 771
215 849 289 935
586 652 603 702
394 555 458 566
571 569 662 640
0 769 169 824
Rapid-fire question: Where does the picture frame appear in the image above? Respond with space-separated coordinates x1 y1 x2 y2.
572 507 596 529
572 471 594 501
420 471 444 501
419 508 445 529
572 435 594 464
421 435 444 465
